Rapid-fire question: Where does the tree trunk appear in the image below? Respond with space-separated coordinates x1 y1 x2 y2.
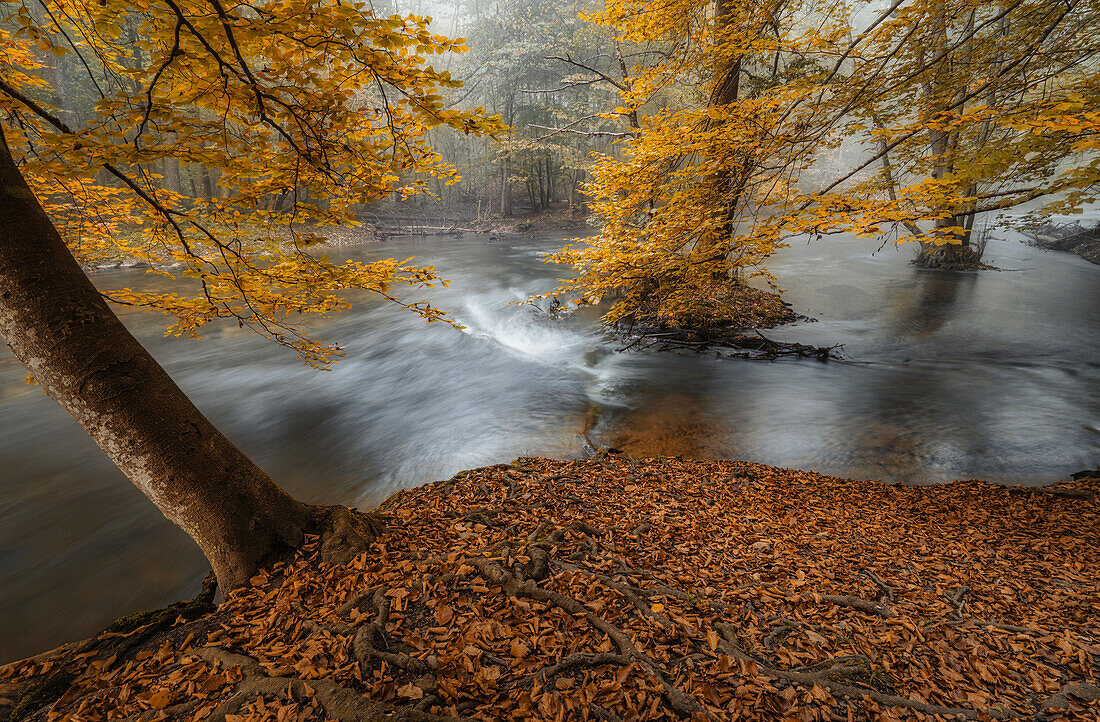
569 169 583 212
500 159 512 217
537 157 546 210
500 91 514 217
914 242 984 269
913 2 981 270
187 165 199 197
708 0 744 246
201 165 214 199
164 157 182 196
526 175 537 213
545 154 554 207
0 125 321 591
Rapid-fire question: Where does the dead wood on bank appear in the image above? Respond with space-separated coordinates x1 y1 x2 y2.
1026 223 1100 265
2 456 1098 721
613 324 843 361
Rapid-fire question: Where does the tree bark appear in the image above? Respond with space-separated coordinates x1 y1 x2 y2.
0 124 317 591
537 155 546 210
697 0 745 276
913 2 979 269
914 242 984 269
201 164 214 200
500 159 512 217
500 91 514 217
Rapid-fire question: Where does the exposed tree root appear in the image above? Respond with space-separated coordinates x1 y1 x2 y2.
192 647 459 722
533 526 1002 719
315 505 386 566
712 624 1000 720
468 556 704 718
612 324 843 361
352 588 432 676
810 592 895 619
536 653 630 681
913 243 993 270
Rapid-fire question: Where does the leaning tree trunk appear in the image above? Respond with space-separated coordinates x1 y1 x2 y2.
0 125 335 591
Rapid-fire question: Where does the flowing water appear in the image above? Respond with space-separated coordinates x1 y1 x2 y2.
1 229 1098 662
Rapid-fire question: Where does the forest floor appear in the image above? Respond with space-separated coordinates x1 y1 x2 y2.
3 455 1099 722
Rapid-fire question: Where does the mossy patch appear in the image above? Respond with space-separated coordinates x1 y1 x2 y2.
10 671 74 721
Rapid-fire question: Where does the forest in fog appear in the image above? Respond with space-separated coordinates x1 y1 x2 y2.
4 0 1099 357
1 0 1099 719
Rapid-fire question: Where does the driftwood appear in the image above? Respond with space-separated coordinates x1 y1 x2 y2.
1025 222 1100 264
360 212 493 237
612 323 842 361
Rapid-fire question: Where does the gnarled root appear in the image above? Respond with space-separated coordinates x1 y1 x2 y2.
315 505 385 567
468 555 703 719
351 588 431 676
193 647 459 722
712 624 1005 720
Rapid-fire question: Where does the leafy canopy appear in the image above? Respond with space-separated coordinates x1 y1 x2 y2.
547 0 1100 325
818 0 1100 245
544 0 848 327
1 0 504 364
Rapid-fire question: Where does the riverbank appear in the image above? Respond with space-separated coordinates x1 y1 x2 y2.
3 456 1097 721
319 207 592 246
1028 224 1100 265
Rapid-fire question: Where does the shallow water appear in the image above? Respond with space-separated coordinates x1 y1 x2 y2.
1 229 1098 662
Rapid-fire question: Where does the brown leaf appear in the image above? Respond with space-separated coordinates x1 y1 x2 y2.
397 682 424 700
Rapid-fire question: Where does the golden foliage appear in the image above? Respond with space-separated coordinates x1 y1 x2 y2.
545 0 849 327
1 0 505 364
550 0 1100 322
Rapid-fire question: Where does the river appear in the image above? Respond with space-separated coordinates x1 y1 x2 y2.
1 229 1098 662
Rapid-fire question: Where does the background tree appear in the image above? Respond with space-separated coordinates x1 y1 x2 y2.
0 0 501 589
392 0 628 218
806 0 1100 268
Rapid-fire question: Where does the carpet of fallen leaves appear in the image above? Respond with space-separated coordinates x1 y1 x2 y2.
3 456 1099 722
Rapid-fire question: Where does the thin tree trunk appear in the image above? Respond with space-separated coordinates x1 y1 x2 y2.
165 157 182 195
0 125 319 591
500 159 511 217
202 165 214 199
614 43 641 135
537 157 546 210
545 154 554 207
500 91 514 217
873 115 924 238
187 165 199 197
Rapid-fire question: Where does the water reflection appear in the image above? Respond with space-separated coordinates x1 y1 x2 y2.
890 270 978 336
1 230 1097 662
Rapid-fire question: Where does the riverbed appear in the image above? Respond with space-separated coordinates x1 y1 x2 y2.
1 229 1097 662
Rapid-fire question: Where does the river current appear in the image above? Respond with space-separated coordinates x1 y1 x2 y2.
1 229 1098 662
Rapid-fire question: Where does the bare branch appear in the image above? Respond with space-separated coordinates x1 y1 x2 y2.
546 54 628 92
